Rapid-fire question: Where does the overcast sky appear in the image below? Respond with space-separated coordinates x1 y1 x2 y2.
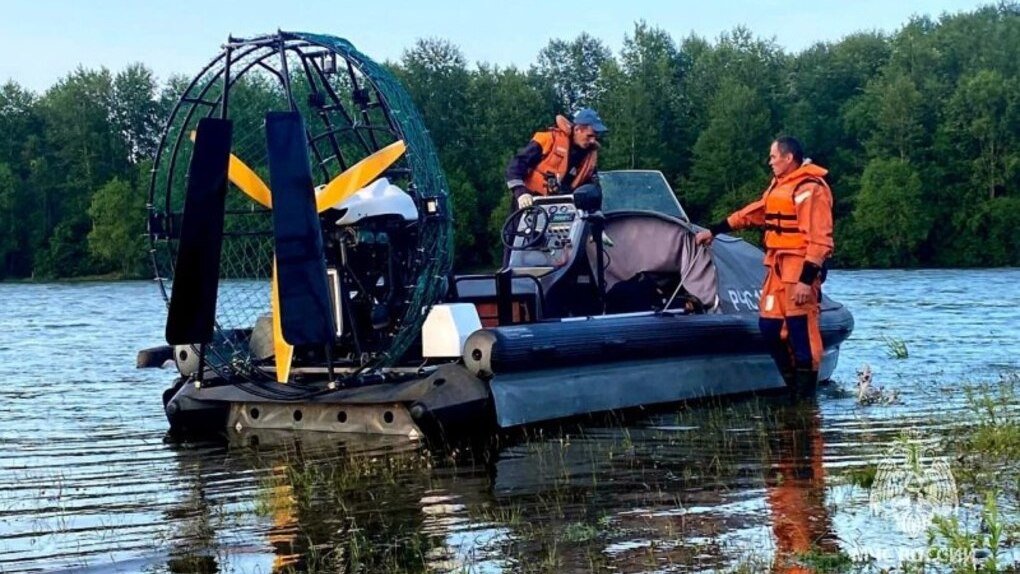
1 0 989 92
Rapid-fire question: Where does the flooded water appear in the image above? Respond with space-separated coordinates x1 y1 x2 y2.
1 270 1018 573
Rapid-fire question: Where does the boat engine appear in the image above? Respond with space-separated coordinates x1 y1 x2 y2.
323 178 421 357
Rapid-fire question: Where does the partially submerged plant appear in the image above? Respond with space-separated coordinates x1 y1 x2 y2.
927 492 1008 574
844 465 878 489
956 377 1020 460
884 336 909 359
792 546 856 573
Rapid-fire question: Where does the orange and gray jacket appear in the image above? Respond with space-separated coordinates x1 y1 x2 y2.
711 162 834 284
505 115 598 198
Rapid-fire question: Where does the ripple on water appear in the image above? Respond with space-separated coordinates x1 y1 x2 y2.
0 272 1018 572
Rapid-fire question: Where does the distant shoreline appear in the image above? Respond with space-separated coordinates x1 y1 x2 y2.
0 272 137 284
3 266 1019 285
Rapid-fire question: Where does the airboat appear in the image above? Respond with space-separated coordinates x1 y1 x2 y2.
139 32 853 439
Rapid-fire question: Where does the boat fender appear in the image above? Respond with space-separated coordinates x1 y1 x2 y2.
249 314 275 360
174 344 202 377
463 329 498 379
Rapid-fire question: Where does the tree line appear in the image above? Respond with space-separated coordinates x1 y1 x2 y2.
1 3 1018 280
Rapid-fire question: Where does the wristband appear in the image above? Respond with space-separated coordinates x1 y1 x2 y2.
799 261 821 285
708 220 732 236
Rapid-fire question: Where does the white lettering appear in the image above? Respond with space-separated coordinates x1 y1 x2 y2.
726 289 762 312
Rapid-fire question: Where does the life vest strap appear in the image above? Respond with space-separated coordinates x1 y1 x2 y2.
765 212 798 221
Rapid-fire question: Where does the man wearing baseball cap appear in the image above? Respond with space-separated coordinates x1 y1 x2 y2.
505 107 608 210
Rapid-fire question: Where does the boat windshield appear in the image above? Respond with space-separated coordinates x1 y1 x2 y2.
599 171 688 220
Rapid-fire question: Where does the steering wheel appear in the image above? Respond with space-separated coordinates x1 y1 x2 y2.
501 205 550 251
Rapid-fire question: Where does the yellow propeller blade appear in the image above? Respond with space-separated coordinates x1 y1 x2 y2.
228 155 272 208
191 131 404 212
186 133 405 384
270 259 294 383
315 140 406 212
189 130 272 208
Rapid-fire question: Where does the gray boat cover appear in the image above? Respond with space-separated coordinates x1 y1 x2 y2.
586 212 767 314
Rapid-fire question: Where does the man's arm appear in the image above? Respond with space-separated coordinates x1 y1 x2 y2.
506 138 547 204
695 199 766 245
794 181 834 284
722 200 767 232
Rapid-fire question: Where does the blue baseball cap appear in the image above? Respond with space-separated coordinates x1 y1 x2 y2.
573 108 608 134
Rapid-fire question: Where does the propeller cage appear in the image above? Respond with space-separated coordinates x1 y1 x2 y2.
149 32 452 383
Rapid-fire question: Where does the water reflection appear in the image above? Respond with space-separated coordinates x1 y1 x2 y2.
763 401 836 573
162 442 231 574
161 432 446 573
151 396 849 573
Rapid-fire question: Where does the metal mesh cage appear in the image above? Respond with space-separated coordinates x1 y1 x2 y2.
148 32 452 381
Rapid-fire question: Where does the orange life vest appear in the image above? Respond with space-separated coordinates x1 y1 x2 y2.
763 171 831 251
522 115 598 195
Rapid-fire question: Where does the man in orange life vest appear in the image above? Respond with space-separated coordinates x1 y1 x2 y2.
695 137 834 395
505 108 606 207
503 108 606 265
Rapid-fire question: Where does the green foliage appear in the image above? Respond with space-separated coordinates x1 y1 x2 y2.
34 214 93 278
486 195 513 266
560 521 600 543
444 168 480 265
600 22 690 181
0 163 21 278
396 38 472 170
843 464 878 489
533 32 612 111
846 71 927 161
960 378 1020 459
947 70 1020 200
844 158 931 267
686 78 771 222
928 492 1007 574
112 64 161 163
2 5 1020 279
792 546 855 573
87 176 146 276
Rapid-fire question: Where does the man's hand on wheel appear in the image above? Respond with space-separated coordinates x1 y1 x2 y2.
517 193 534 208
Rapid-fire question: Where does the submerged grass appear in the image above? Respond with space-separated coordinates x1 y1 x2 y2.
917 373 1020 573
843 465 878 490
248 443 444 574
177 373 1020 573
946 374 1020 502
926 492 1011 574
792 546 856 573
961 376 1020 460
